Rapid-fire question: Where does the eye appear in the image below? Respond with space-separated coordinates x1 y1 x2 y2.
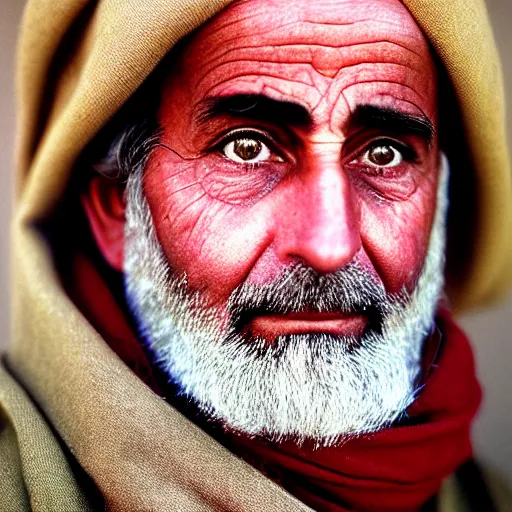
361 141 404 168
220 130 284 165
223 137 269 163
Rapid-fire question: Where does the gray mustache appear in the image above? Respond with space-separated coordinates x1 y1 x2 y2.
228 262 389 327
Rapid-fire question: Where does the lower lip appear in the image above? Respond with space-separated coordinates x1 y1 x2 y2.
247 312 367 340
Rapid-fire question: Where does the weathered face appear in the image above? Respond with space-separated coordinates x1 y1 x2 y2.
116 0 445 442
144 0 439 342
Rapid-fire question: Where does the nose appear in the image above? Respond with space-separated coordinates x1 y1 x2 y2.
274 154 361 274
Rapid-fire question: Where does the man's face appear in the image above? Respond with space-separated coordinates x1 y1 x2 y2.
145 0 438 320
122 0 443 442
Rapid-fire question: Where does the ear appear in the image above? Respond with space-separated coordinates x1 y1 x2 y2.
81 176 126 272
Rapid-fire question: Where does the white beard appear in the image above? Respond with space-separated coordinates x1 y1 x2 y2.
124 155 449 446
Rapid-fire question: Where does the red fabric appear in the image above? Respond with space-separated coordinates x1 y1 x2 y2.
67 252 481 512
228 308 482 511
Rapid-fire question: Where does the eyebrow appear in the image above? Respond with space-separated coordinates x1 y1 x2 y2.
195 94 435 145
195 94 312 128
350 104 435 146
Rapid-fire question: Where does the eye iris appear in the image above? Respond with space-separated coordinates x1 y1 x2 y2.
234 138 262 161
368 145 395 166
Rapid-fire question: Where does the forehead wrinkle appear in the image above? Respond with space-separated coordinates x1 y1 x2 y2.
200 40 423 74
342 80 428 104
174 1 433 100
189 19 430 94
338 80 431 115
201 19 300 57
194 44 427 102
208 0 426 43
291 19 425 54
206 18 415 54
197 62 319 94
334 62 427 88
186 2 430 76
196 30 426 76
199 72 321 106
338 61 435 104
313 51 426 80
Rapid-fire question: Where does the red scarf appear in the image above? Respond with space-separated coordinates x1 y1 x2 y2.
66 251 481 512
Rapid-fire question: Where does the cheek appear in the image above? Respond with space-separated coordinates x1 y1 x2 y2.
360 180 438 294
143 158 276 304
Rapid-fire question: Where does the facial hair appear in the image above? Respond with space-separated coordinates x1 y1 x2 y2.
124 156 449 446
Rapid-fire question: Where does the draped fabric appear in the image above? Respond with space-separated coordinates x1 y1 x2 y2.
229 309 481 511
68 249 481 511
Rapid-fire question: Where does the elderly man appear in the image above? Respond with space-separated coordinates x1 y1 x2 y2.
1 0 511 510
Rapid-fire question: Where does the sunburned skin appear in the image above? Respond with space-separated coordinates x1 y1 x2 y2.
140 0 439 340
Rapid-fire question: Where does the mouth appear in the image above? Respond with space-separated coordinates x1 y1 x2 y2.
245 311 368 341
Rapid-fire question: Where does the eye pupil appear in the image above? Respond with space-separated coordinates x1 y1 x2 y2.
368 145 394 166
234 138 262 161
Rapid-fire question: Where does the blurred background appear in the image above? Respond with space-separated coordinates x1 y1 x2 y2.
1 0 511 482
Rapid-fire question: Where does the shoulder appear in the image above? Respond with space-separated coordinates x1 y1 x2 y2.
0 360 103 512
